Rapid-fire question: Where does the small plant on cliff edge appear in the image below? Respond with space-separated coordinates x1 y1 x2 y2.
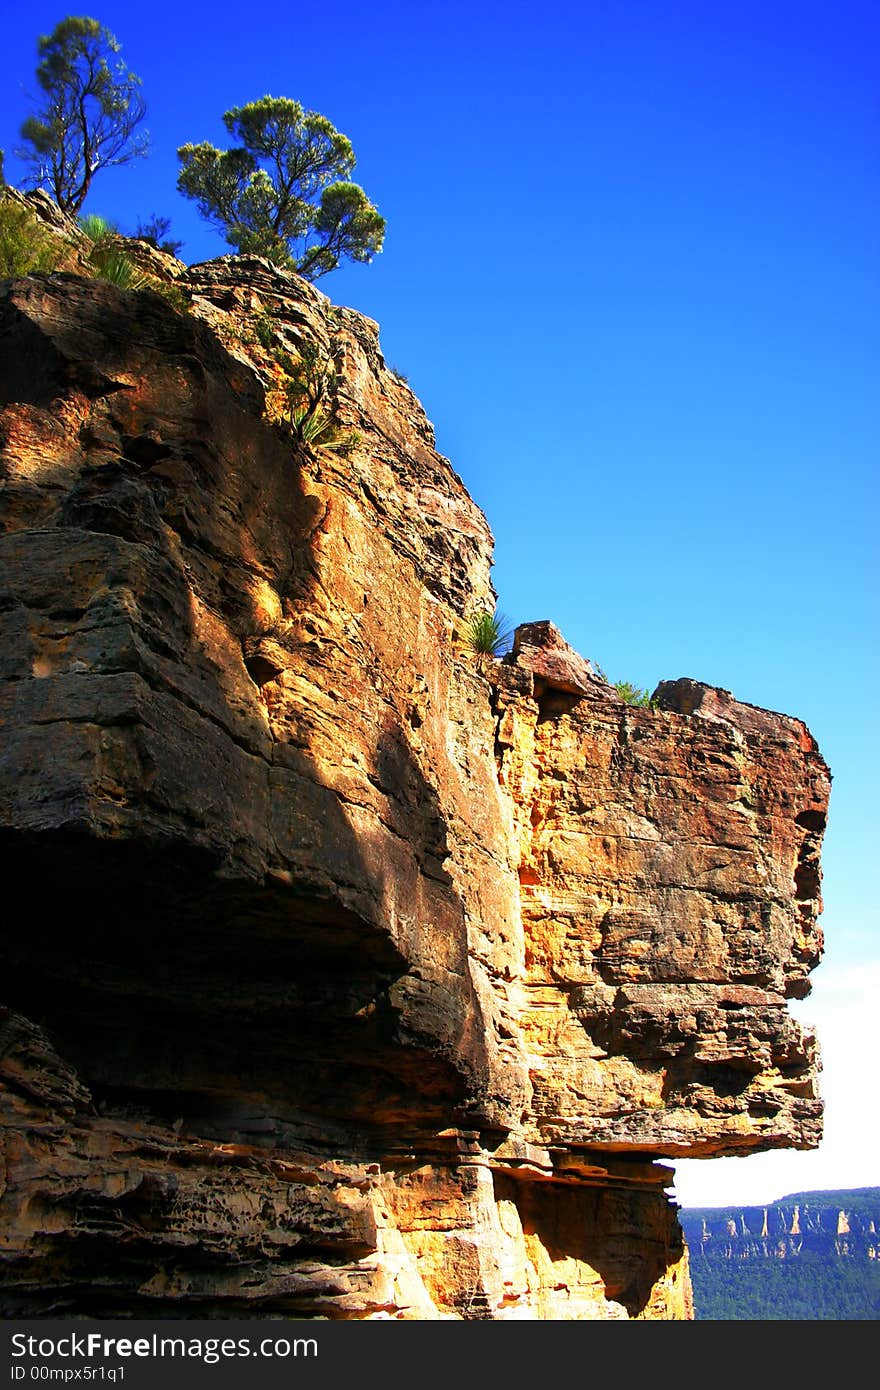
268 340 360 456
134 213 183 257
595 665 660 710
0 194 62 276
77 212 188 308
78 211 146 289
464 607 512 662
79 212 115 244
91 246 147 289
253 312 276 351
614 680 659 710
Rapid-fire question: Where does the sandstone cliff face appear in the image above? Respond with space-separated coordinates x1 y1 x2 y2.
496 629 827 1160
0 221 829 1319
680 1190 880 1319
683 1194 880 1262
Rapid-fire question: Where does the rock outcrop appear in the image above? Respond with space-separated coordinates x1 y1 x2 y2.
0 230 830 1319
495 635 827 1160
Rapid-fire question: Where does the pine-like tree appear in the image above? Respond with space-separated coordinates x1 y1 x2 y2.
17 17 148 214
177 96 385 279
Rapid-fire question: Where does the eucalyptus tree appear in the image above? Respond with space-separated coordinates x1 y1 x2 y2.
18 16 148 214
177 97 385 279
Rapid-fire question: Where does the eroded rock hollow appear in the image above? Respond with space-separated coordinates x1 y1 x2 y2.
0 227 830 1318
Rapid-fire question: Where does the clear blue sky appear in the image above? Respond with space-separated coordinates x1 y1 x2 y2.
2 1 877 1208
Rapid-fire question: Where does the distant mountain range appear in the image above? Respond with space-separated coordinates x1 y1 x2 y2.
680 1187 880 1319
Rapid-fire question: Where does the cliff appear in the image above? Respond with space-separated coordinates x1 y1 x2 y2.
681 1189 880 1319
0 198 831 1319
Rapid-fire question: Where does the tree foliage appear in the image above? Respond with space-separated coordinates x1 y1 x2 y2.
613 680 658 708
17 16 148 214
135 214 184 257
687 1249 880 1321
177 96 385 279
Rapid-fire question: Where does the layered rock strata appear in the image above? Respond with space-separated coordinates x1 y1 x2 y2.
496 626 828 1159
683 1192 880 1262
680 1190 880 1319
0 230 829 1318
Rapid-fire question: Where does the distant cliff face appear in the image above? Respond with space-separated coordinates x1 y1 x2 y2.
681 1190 880 1319
0 204 830 1319
684 1192 880 1260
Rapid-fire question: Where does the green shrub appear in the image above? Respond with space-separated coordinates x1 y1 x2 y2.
79 211 186 304
254 313 275 350
149 279 191 313
464 607 511 660
77 213 147 290
0 196 62 276
269 341 360 456
613 680 658 709
88 245 147 290
595 664 659 709
78 213 117 245
290 404 360 456
134 214 183 257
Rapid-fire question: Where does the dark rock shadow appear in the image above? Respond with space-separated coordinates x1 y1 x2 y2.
0 271 494 1315
493 1171 684 1317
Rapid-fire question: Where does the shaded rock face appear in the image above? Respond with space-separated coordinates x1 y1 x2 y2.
0 254 828 1319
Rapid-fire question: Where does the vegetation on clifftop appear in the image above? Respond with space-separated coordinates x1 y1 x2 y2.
464 607 512 662
16 17 148 214
177 96 385 278
7 17 382 282
0 195 62 276
595 665 659 709
612 680 659 709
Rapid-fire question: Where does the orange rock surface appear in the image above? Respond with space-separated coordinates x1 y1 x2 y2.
0 211 828 1318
